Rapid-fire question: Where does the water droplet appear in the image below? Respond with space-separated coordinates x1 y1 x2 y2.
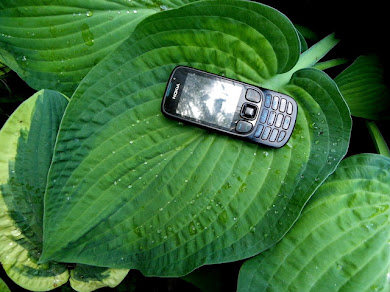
222 182 232 189
218 210 228 224
128 185 132 188
160 5 169 11
133 10 138 13
21 56 27 61
263 151 269 157
134 226 143 237
11 229 21 237
239 183 247 192
81 23 94 46
188 221 197 235
86 10 93 17
159 207 164 211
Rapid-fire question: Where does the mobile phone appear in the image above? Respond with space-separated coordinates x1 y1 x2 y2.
161 66 297 148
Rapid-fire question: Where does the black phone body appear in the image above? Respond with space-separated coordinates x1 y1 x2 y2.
161 66 297 148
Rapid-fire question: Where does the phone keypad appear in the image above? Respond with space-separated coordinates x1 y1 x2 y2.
245 89 262 103
254 94 294 143
236 120 253 133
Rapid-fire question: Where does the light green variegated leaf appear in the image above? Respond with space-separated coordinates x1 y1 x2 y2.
0 89 69 291
0 90 129 291
335 55 390 120
0 0 199 96
238 153 390 292
41 0 351 276
70 265 129 292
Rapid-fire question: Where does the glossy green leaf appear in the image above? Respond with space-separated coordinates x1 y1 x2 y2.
335 55 390 120
0 89 70 291
0 90 129 291
41 0 351 276
238 153 390 292
0 0 199 96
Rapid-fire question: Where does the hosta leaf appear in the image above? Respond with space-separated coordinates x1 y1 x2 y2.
0 0 199 96
41 0 351 276
0 90 128 291
70 265 129 292
237 153 390 292
335 55 390 120
0 89 69 291
0 278 11 292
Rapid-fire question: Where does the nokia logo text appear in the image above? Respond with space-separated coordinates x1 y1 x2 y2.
172 83 180 99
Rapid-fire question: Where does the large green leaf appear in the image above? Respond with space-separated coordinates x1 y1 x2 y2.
0 89 70 291
237 153 390 291
335 55 390 120
0 0 199 96
0 90 129 291
41 0 351 276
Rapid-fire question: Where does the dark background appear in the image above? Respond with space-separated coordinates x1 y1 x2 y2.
0 1 388 291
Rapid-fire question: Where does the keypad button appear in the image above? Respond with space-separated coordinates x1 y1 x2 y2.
264 94 272 108
254 124 264 138
261 126 271 140
282 116 291 130
278 131 286 142
260 109 269 123
279 98 287 112
245 89 261 103
241 104 257 119
236 120 253 133
269 129 279 142
271 96 279 110
267 111 276 125
275 113 283 128
287 102 293 114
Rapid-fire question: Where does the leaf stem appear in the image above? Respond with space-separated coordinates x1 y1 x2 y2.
263 33 339 90
312 58 349 71
366 121 390 157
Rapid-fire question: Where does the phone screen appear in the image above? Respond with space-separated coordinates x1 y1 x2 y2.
176 72 243 130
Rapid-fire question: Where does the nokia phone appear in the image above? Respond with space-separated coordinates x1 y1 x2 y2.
161 66 297 148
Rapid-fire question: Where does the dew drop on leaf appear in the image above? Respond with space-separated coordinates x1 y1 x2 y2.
188 221 197 235
81 23 94 46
